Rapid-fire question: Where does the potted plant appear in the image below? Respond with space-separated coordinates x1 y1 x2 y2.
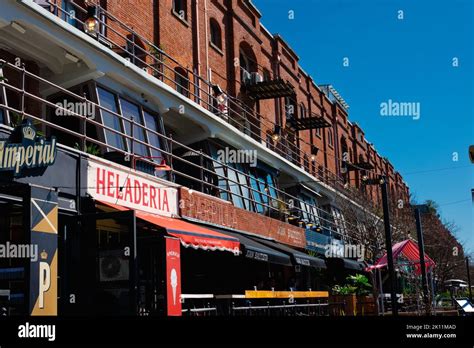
347 274 376 316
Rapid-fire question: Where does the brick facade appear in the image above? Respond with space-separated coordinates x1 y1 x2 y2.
105 0 410 205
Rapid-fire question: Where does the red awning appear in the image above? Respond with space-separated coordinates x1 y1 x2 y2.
98 201 240 254
366 239 435 275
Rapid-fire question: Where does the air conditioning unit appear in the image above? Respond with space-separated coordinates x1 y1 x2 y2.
99 250 129 282
250 72 263 85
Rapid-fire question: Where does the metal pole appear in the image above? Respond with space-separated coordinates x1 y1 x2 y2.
380 175 398 316
466 256 472 303
414 207 430 311
378 268 384 315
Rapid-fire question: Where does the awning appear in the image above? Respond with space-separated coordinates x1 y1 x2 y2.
252 237 326 269
98 201 240 254
366 239 435 275
209 228 292 266
326 257 367 271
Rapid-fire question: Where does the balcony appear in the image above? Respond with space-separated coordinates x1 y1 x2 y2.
22 0 374 210
0 58 363 247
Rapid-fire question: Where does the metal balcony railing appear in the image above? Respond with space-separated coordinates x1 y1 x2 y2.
0 59 370 245
30 0 374 210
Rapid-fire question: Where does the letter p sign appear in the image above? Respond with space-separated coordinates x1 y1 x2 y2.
39 261 51 309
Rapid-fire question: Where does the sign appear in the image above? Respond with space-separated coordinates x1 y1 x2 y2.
29 186 58 316
0 120 57 176
87 160 178 217
180 188 306 248
166 237 182 316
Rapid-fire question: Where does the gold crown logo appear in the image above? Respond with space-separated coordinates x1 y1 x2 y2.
40 249 48 260
22 125 36 141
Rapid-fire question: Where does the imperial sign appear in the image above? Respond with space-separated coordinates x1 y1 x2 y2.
0 120 57 176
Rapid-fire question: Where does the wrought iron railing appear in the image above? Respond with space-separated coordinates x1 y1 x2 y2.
29 0 373 209
0 58 369 244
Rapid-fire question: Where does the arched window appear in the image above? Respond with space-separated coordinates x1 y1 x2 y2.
239 42 257 83
210 18 222 49
173 0 187 20
299 104 306 119
174 67 189 97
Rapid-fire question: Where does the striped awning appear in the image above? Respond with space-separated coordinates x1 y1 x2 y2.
366 239 435 275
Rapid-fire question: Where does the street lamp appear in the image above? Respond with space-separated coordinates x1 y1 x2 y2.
413 204 430 313
362 174 398 316
84 5 100 37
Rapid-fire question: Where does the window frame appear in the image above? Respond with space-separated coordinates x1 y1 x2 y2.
209 18 222 50
327 128 334 148
96 85 127 152
172 0 188 21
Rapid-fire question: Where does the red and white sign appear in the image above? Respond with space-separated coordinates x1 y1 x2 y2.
87 160 178 217
166 237 182 316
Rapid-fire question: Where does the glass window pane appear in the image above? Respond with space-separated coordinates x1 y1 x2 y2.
212 162 229 201
249 172 264 213
120 98 148 157
227 168 244 209
143 111 163 161
265 173 278 199
97 87 126 151
236 164 253 211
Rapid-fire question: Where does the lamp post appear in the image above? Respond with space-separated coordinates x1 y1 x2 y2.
362 175 398 315
466 256 473 303
414 204 430 313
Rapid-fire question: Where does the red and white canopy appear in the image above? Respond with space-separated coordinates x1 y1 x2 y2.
366 239 435 275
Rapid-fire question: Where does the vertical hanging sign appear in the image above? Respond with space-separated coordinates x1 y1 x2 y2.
29 186 58 316
165 237 181 316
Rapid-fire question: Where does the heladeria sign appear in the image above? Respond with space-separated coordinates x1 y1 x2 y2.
0 120 57 176
87 160 178 217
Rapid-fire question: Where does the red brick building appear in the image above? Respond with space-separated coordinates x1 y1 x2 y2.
101 0 410 206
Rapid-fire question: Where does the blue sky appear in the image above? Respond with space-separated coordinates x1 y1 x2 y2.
254 0 474 251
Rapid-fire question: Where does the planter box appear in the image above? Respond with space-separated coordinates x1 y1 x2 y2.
356 295 377 316
329 294 357 316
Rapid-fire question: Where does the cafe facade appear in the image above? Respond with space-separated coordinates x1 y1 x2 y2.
0 0 382 317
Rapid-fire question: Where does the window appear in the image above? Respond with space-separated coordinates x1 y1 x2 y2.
96 86 166 160
173 0 187 20
315 127 322 138
331 206 347 236
227 166 245 209
143 111 163 161
249 171 265 213
97 87 126 151
119 98 148 157
299 104 306 119
207 144 279 213
210 18 222 49
174 67 189 97
285 97 296 120
299 194 321 225
328 128 334 147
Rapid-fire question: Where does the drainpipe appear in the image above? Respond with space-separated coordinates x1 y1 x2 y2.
204 0 210 82
194 0 201 102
